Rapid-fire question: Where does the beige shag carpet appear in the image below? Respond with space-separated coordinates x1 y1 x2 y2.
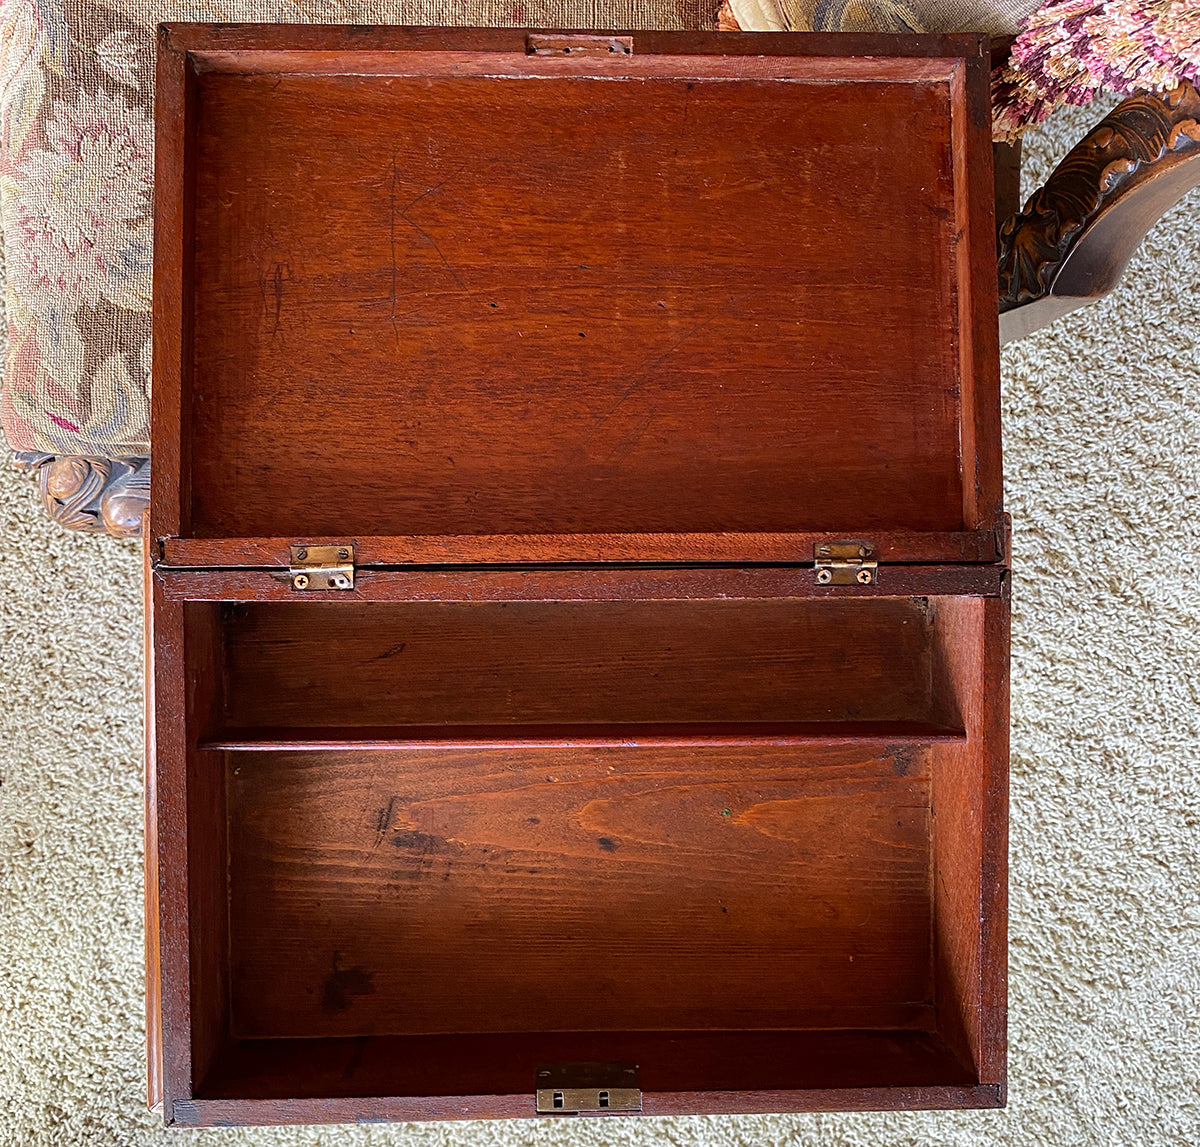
2 97 1199 1147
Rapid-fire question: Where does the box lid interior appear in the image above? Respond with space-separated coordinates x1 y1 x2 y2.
156 32 1000 551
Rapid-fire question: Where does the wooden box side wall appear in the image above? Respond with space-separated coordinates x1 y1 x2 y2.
929 594 1009 1089
150 588 232 1119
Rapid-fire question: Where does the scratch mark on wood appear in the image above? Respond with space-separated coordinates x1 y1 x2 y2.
394 166 467 291
372 795 398 849
388 153 401 348
271 261 288 336
672 81 693 160
369 641 408 662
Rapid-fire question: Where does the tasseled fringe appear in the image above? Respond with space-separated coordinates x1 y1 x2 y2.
993 0 1200 139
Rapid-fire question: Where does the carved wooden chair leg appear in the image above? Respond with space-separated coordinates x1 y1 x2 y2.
10 452 150 538
998 81 1200 344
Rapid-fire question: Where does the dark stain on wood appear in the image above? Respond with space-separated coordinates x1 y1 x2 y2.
389 830 458 855
320 953 376 1015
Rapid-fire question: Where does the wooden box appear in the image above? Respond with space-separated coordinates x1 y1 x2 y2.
147 25 1009 1126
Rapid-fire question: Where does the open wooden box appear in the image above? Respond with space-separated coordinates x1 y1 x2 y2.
148 25 1008 1125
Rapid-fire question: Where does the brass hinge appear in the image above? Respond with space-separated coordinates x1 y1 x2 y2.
536 1063 641 1115
289 544 354 591
814 540 877 586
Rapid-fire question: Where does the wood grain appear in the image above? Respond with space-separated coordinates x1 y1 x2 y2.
199 722 966 751
171 1081 1003 1126
194 1029 977 1107
143 533 163 1113
180 57 970 540
218 598 944 730
148 580 192 1123
10 452 150 537
226 744 934 1039
159 24 988 62
159 528 1003 569
182 607 230 1095
950 53 1003 531
998 80 1200 343
151 26 193 540
154 564 1008 603
928 594 1008 1084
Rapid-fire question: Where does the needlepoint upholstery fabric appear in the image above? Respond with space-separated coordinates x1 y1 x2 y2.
0 0 712 458
0 0 1039 458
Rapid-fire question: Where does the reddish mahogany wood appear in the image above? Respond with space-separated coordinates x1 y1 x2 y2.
153 564 1008 603
215 598 944 730
170 1084 1002 1126
927 595 1009 1082
161 23 986 60
188 69 961 537
199 722 966 751
151 26 999 550
143 534 163 1114
149 580 192 1114
181 607 230 1092
189 47 961 81
152 27 193 539
193 1030 977 1108
160 529 1002 569
148 25 1008 1126
150 585 1005 1120
226 744 934 1039
951 54 1004 529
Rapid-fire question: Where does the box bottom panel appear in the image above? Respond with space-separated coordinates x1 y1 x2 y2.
225 743 936 1040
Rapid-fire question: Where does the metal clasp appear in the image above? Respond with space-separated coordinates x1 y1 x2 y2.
527 34 633 56
536 1063 641 1115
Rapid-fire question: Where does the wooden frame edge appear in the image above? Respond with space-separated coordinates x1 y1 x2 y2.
157 23 987 59
151 27 192 543
169 1083 1003 1125
950 51 1003 534
144 528 163 1112
150 578 194 1120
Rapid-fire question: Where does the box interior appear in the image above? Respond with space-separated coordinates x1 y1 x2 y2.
175 594 993 1099
205 598 961 738
180 63 974 539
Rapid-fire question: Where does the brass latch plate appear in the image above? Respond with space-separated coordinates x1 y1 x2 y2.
289 544 354 591
814 540 878 586
527 34 633 56
536 1063 641 1115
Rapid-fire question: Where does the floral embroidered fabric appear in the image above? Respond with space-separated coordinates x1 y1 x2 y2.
10 0 1183 457
0 0 711 456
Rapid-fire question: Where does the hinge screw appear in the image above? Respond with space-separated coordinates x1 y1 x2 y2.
856 569 873 584
295 548 308 561
293 573 310 590
816 569 833 584
818 544 831 556
859 546 871 557
337 547 351 560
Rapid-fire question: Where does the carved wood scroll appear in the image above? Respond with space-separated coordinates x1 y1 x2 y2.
998 81 1200 324
11 452 150 538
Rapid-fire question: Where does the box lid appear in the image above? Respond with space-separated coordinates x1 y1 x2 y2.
153 26 1002 568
